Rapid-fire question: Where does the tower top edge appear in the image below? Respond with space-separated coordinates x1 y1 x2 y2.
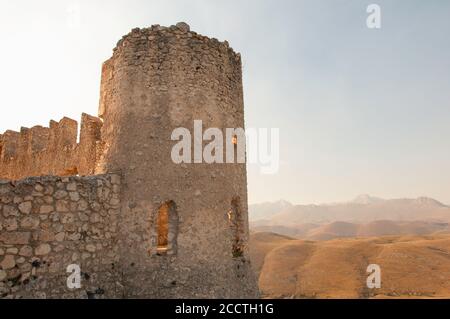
109 22 241 62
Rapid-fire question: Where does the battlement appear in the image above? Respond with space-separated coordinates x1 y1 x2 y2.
0 113 103 180
0 23 259 299
112 22 241 60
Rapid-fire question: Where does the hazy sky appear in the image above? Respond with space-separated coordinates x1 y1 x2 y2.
0 0 449 205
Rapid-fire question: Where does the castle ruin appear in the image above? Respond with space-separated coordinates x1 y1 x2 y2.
0 23 259 298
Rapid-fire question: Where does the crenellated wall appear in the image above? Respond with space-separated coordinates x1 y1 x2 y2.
0 22 259 299
0 114 103 180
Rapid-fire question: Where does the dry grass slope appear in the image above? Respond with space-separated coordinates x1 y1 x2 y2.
250 233 450 299
252 220 450 241
249 232 294 277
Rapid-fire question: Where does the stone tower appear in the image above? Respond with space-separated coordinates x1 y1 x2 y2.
96 23 259 298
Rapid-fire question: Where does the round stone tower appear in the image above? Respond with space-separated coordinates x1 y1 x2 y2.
96 23 259 298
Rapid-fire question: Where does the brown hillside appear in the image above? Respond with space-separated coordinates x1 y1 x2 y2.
249 232 293 276
252 233 450 299
252 220 450 241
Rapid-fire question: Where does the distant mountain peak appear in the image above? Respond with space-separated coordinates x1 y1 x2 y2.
278 199 293 207
413 197 445 207
249 200 293 221
250 199 292 206
352 194 384 204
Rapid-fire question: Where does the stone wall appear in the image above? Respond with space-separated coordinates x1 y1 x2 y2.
0 174 121 298
0 22 260 299
0 113 103 180
96 23 259 298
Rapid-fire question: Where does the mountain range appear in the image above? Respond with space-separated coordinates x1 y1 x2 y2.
249 196 450 239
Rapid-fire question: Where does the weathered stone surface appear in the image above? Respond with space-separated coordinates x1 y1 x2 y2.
176 22 190 32
39 205 54 214
54 190 68 200
86 244 96 253
35 244 51 256
3 205 18 217
1 175 120 297
20 216 40 229
0 115 101 180
90 213 101 224
55 232 65 242
0 231 30 244
43 196 54 204
55 200 69 212
69 192 80 202
38 230 55 242
110 174 121 185
6 247 18 254
4 218 18 231
81 252 91 260
44 186 54 196
66 183 77 191
61 214 74 224
19 245 32 257
18 201 32 214
67 232 81 241
0 255 16 270
78 200 88 211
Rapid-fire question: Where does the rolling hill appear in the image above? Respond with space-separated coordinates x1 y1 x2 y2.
250 232 450 299
252 220 450 240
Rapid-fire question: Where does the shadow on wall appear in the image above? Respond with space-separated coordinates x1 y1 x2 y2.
229 197 245 258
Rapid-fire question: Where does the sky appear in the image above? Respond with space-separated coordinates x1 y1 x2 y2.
0 0 449 205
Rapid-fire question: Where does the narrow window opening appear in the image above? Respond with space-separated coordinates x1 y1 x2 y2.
232 134 238 145
155 200 178 256
229 197 245 258
231 134 238 163
157 203 169 254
